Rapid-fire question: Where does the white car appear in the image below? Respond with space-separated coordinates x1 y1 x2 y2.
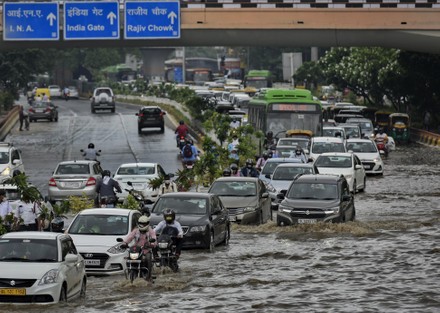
0 142 25 182
314 152 366 193
48 85 62 98
68 86 79 99
113 162 168 203
309 136 346 161
0 232 86 304
276 137 310 155
66 208 142 275
346 138 384 175
322 126 347 140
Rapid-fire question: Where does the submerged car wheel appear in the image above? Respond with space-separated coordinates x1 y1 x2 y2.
223 225 230 246
208 231 215 252
59 285 67 302
80 278 86 297
358 177 366 192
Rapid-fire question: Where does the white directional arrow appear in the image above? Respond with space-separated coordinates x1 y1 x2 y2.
47 12 56 27
168 11 177 25
107 11 116 25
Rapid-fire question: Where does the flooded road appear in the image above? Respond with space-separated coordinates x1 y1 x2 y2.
4 100 440 312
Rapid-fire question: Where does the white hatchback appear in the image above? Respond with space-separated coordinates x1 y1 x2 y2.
314 152 366 193
0 232 86 304
346 138 384 175
113 162 169 203
66 208 142 275
309 136 346 161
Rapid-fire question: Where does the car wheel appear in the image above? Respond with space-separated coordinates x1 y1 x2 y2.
80 278 86 298
55 116 58 122
259 210 264 225
208 231 215 252
111 108 115 113
223 224 230 246
49 118 53 122
59 285 67 302
351 207 356 222
138 126 142 134
353 179 357 193
160 125 165 133
91 108 95 114
358 177 366 192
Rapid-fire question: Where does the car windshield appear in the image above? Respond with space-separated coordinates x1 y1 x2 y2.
277 139 309 149
315 156 352 168
311 142 345 154
262 161 286 175
272 167 314 180
56 164 90 175
288 182 338 200
346 142 377 153
323 129 344 137
0 239 58 262
343 127 361 138
209 181 257 197
152 198 207 215
32 102 51 108
68 215 129 235
0 152 9 164
117 166 155 175
276 147 296 158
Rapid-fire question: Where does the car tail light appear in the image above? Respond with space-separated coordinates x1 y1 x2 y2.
138 113 144 117
86 177 96 186
29 108 35 113
49 177 57 186
45 107 52 112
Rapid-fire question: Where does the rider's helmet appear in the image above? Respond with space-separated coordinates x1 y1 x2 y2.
102 170 111 177
163 209 176 224
246 158 254 168
88 143 95 149
262 152 269 160
179 120 184 125
51 217 64 232
223 168 232 177
267 131 273 138
295 146 302 156
378 127 384 134
137 215 150 233
12 169 22 177
164 174 171 185
230 163 238 172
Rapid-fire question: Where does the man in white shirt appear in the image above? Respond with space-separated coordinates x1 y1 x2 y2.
14 200 40 231
0 190 13 231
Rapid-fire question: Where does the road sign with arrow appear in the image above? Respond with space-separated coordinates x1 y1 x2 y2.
64 1 120 40
124 1 180 39
3 2 59 41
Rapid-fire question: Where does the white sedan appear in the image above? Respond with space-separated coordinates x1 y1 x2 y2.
68 86 79 99
48 85 62 98
0 232 86 304
113 162 169 203
346 138 384 175
314 152 366 193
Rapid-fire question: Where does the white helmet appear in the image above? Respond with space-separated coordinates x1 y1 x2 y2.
138 215 150 233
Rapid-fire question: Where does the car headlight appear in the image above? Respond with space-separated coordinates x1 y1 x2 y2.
190 225 206 232
107 243 126 254
403 129 407 132
39 269 60 285
324 206 340 215
243 206 257 212
1 167 11 176
278 205 292 213
373 157 381 162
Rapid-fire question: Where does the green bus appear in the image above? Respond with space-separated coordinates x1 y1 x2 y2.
248 88 323 136
243 70 273 89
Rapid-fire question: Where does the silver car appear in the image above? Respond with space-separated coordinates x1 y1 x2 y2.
48 160 103 203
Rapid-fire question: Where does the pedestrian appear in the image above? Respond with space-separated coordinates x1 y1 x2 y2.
423 111 431 131
0 190 14 232
18 105 29 131
14 198 41 231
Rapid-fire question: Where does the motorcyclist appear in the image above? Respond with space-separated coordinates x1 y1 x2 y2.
289 146 308 163
96 170 122 207
230 163 242 177
256 152 270 171
63 86 70 101
175 120 189 147
240 158 259 177
158 175 178 195
153 209 183 259
81 143 100 161
263 131 276 150
121 215 157 280
181 139 198 165
374 128 389 155
223 168 232 177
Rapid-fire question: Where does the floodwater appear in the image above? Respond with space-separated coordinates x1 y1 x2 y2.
5 143 440 312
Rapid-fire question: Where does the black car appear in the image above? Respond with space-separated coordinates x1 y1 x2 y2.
276 174 355 226
136 106 166 134
149 192 230 251
28 101 58 122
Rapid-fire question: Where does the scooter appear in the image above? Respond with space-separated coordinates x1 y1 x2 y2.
375 140 388 157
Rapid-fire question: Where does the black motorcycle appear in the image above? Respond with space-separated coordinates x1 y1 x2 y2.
117 238 155 283
155 226 179 273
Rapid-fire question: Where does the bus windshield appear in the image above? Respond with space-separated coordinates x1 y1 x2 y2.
246 79 269 89
267 112 322 136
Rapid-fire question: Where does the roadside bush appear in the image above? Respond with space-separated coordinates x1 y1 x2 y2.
68 194 95 213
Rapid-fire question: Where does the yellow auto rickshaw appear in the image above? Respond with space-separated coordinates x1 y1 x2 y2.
285 129 314 139
374 110 392 132
389 113 410 144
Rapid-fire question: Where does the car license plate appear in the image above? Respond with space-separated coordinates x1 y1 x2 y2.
64 182 81 188
298 219 317 224
84 259 100 266
35 109 44 113
229 215 237 222
0 288 26 296
363 165 371 169
133 183 144 188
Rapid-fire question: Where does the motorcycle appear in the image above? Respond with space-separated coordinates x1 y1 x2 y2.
154 226 179 273
375 140 388 157
117 238 155 283
125 181 154 213
99 194 118 208
182 159 195 170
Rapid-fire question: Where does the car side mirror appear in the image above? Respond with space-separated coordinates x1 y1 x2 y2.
276 193 285 200
65 254 79 263
135 113 139 116
116 237 124 242
127 181 133 186
262 192 269 198
355 164 362 169
167 173 175 178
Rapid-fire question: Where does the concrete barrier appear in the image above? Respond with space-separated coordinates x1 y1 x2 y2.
410 127 440 147
0 106 19 141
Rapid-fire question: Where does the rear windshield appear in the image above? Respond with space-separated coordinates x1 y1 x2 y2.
117 166 155 175
56 164 90 175
141 108 162 115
